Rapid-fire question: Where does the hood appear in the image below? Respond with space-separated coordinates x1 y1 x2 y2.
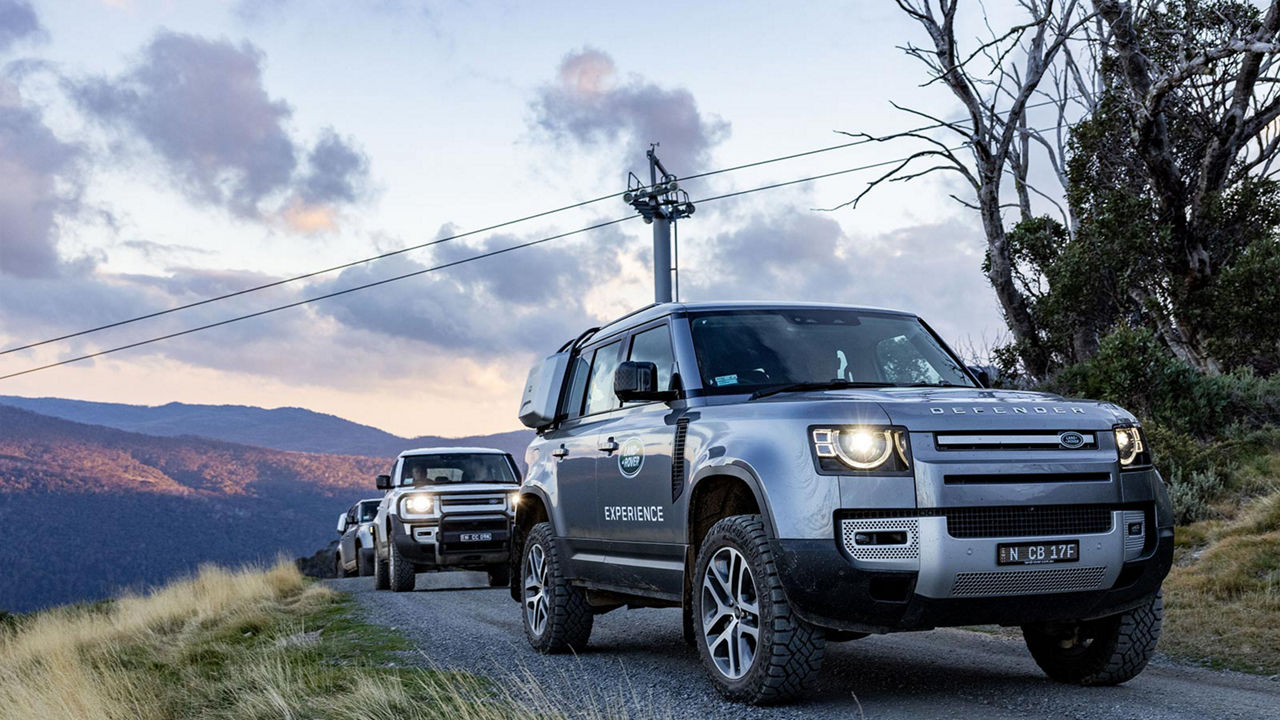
755 387 1135 431
398 482 518 495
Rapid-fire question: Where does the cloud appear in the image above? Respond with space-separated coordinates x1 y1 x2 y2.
312 222 630 357
74 32 368 221
680 210 1000 344
531 48 729 169
0 1 41 54
0 87 83 278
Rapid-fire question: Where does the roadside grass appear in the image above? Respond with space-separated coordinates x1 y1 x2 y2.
0 561 613 720
1165 487 1280 674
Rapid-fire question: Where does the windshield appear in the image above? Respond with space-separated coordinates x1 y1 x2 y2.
358 501 380 522
689 309 975 394
398 453 517 487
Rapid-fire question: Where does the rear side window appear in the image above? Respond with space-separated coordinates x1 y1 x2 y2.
561 354 591 420
627 324 675 396
582 340 623 416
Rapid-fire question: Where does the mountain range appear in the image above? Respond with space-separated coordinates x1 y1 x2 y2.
0 397 533 612
0 395 532 460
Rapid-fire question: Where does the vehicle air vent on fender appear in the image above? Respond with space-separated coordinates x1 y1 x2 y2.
671 417 690 502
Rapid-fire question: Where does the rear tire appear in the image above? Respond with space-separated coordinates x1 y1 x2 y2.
486 564 510 588
388 532 416 592
1023 589 1162 686
521 522 593 653
693 515 825 705
373 537 390 591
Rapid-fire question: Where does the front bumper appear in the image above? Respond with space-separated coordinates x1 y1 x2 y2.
771 522 1173 634
390 514 513 567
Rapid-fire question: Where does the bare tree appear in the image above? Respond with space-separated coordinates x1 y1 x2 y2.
843 0 1093 379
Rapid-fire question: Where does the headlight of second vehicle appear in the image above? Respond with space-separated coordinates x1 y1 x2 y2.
399 493 436 518
1114 425 1152 468
812 426 911 473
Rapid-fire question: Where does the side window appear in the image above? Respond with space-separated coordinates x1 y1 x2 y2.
627 324 675 397
582 340 623 416
561 354 591 420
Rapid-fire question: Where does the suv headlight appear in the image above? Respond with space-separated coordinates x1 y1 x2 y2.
399 493 436 518
812 426 911 474
1114 425 1152 468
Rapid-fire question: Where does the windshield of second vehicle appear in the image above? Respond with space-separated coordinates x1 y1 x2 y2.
399 454 516 486
689 310 975 393
358 501 379 522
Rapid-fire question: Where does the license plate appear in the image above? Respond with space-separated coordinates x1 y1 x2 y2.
997 540 1079 565
459 532 493 542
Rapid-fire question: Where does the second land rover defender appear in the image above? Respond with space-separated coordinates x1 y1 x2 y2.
371 447 521 592
511 302 1173 704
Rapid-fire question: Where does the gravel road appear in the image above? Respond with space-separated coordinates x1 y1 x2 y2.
334 572 1279 720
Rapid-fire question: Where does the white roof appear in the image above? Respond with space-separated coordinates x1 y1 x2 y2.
396 446 508 458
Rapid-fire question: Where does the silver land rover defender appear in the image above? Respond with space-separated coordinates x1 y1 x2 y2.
512 302 1173 704
371 447 521 592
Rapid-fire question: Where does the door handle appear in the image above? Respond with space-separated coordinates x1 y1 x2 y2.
598 438 619 454
551 445 569 459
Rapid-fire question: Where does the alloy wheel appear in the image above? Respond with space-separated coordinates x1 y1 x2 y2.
524 543 548 637
700 546 760 680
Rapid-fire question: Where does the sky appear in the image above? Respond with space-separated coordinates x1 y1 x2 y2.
0 0 1052 437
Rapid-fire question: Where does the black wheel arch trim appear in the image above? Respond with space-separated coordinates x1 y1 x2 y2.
685 461 777 540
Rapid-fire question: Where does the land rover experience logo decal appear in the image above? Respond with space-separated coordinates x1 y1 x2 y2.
618 437 645 477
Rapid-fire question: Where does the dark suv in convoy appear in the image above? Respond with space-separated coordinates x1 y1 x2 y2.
511 302 1172 704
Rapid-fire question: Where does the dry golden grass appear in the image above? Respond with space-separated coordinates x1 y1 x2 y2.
1164 489 1280 673
0 560 625 720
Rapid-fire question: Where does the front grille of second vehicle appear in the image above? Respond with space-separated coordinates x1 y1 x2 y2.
945 505 1112 538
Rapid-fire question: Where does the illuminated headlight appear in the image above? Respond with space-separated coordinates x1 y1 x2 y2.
812 427 911 473
1114 426 1152 468
508 491 520 509
399 493 436 517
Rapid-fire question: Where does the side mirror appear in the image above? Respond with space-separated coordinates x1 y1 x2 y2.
967 365 991 388
336 513 348 534
376 474 393 490
614 361 677 402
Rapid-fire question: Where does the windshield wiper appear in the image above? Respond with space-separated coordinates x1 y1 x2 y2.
749 380 894 400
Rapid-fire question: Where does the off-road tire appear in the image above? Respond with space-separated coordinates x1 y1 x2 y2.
387 531 416 592
373 537 390 590
693 515 825 705
522 522 593 653
357 545 374 577
486 563 510 588
1023 589 1162 686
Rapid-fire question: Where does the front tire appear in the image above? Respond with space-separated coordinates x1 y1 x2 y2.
357 545 374 577
486 563 510 588
521 522 592 653
373 537 390 590
1023 589 1163 686
693 515 825 705
387 532 416 592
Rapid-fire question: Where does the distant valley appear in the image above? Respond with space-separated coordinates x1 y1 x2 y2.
0 398 533 612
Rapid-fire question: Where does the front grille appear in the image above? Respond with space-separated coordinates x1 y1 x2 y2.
945 505 1113 538
944 473 1110 485
840 518 920 561
951 566 1107 596
935 431 1098 451
438 493 506 512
